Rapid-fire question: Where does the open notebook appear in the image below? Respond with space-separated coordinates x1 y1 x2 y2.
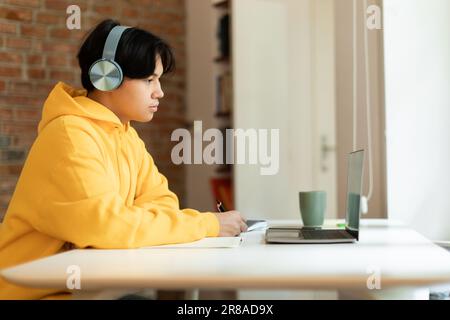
143 237 242 249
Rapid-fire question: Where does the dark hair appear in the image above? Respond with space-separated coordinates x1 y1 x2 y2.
77 19 175 92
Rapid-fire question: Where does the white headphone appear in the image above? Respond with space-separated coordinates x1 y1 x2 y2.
88 25 130 91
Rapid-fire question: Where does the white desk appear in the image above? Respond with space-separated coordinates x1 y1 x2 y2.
2 219 450 299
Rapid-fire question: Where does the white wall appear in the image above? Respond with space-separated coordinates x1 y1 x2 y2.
384 0 450 240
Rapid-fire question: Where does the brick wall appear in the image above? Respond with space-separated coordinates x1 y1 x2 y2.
0 0 187 221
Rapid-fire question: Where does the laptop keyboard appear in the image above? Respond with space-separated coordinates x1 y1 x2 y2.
299 230 354 240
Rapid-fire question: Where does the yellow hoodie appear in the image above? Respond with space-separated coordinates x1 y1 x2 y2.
0 82 220 299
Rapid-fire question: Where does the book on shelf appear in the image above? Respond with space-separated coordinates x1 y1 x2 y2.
216 13 230 59
210 176 234 211
212 0 230 9
215 72 232 117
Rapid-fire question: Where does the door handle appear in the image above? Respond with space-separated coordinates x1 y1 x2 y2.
321 135 336 172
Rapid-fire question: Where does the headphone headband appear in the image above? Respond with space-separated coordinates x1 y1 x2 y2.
102 26 130 60
88 25 131 91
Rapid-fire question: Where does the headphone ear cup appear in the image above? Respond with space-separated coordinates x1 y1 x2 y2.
89 59 123 91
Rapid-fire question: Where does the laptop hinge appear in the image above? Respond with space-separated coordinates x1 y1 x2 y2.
346 227 359 240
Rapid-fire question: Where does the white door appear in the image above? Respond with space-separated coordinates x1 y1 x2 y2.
233 0 337 220
310 0 338 218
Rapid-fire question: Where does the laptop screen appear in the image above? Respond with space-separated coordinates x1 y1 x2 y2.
345 150 365 237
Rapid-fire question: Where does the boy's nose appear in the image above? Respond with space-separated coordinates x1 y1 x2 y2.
152 84 164 99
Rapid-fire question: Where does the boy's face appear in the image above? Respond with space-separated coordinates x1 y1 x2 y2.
109 56 164 123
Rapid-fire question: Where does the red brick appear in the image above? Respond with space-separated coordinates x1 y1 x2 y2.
14 108 42 120
0 80 5 92
2 121 38 134
11 134 36 148
70 57 79 68
9 81 33 94
87 17 103 28
158 12 184 24
21 24 47 38
0 7 32 22
46 55 68 67
145 24 164 35
0 194 13 210
123 8 139 18
0 66 21 77
0 176 18 193
126 0 155 5
138 22 157 32
49 28 70 38
163 25 184 37
35 82 56 95
0 107 14 120
5 0 40 7
45 0 87 11
49 70 74 82
0 52 22 63
1 150 29 167
94 5 115 15
0 95 42 107
32 41 43 52
5 37 32 49
0 22 17 34
42 42 78 53
49 28 84 40
36 12 62 24
0 164 22 175
28 68 46 79
142 0 183 10
27 54 42 65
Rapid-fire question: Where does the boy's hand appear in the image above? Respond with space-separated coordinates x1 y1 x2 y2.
213 211 247 236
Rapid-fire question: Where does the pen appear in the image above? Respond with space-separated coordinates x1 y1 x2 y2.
216 200 226 213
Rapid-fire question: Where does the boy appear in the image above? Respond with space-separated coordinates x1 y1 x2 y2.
0 19 246 299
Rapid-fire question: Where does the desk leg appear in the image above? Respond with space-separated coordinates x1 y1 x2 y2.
185 289 200 300
338 287 430 300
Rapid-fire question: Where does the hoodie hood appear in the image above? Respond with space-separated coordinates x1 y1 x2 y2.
38 82 124 133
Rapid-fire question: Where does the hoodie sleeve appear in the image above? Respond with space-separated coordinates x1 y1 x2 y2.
26 118 218 249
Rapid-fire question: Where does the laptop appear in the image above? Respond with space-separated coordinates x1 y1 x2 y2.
265 150 365 244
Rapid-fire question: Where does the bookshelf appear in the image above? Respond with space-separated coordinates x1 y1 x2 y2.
211 0 234 210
